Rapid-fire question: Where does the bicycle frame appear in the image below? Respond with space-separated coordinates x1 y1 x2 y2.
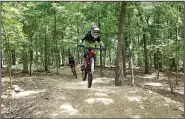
78 45 106 88
84 48 95 73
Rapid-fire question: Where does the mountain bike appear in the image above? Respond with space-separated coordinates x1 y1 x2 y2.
78 45 106 88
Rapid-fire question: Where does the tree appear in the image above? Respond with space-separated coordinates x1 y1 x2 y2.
115 2 126 86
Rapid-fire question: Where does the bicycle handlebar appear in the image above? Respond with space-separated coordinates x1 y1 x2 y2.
77 45 107 50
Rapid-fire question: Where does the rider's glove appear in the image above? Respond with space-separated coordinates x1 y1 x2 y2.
100 45 105 50
79 42 83 47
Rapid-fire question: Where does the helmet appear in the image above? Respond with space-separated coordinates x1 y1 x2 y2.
91 25 100 39
91 25 100 32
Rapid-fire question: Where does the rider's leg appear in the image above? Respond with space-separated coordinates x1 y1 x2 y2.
70 64 73 72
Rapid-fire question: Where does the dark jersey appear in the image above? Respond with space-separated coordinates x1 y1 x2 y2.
69 56 75 68
81 31 101 42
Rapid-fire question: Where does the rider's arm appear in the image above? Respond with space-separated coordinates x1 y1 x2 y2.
96 37 104 47
80 32 89 44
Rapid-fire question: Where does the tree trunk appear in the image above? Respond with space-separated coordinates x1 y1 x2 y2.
53 8 58 74
137 35 142 67
29 36 33 76
76 5 80 62
62 49 65 65
183 61 184 72
157 49 160 79
22 42 29 73
109 49 111 66
100 49 103 77
122 41 126 77
129 39 135 87
143 32 149 74
0 38 2 69
44 23 49 72
11 46 16 65
97 22 103 77
115 2 126 86
130 52 135 87
158 50 162 70
139 10 149 74
103 48 106 67
50 48 54 66
7 37 12 88
35 38 38 70
154 52 158 70
0 51 2 77
3 23 13 88
175 5 179 85
167 59 174 93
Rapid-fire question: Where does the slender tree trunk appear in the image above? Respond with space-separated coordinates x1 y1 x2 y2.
0 39 2 70
130 51 135 87
76 4 80 62
62 49 65 65
7 37 12 88
167 59 174 93
137 35 141 67
122 6 127 77
22 42 29 73
175 5 179 85
44 23 49 72
11 46 16 65
58 50 61 67
139 10 149 74
35 38 38 70
157 49 160 79
53 8 58 73
3 25 13 88
158 50 162 71
115 2 126 86
122 41 126 77
103 48 106 67
143 32 149 74
51 48 54 65
129 39 135 87
154 53 158 70
109 49 111 66
2 24 12 88
29 19 36 75
100 49 103 77
29 36 33 76
0 4 1 68
183 61 184 72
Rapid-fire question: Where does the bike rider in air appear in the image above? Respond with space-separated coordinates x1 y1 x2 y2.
79 25 105 71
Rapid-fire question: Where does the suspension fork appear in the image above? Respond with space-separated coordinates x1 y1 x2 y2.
90 49 95 64
85 49 94 73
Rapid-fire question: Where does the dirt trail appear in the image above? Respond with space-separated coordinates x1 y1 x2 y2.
1 66 184 118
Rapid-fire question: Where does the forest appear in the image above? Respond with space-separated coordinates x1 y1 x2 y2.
1 1 184 118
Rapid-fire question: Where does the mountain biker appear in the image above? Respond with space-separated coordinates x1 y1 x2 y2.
68 54 75 71
79 25 105 71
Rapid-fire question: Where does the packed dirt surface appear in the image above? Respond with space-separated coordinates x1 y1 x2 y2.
1 65 184 118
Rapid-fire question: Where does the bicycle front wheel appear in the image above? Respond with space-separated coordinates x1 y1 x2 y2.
88 72 93 88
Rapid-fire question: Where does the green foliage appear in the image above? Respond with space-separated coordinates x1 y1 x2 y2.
1 1 184 69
